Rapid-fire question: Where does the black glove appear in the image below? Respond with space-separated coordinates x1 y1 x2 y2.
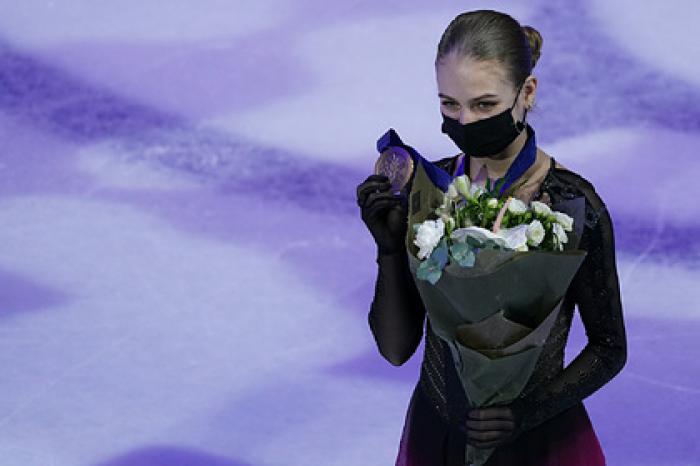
356 174 409 255
462 403 525 449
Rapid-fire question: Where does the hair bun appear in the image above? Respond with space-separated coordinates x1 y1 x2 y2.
521 25 543 69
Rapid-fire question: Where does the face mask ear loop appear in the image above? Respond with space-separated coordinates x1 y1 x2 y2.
512 80 527 134
516 107 528 133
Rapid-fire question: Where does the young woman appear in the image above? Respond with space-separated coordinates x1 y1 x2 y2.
356 9 627 466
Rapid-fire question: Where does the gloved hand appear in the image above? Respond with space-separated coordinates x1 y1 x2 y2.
356 174 409 255
462 404 525 449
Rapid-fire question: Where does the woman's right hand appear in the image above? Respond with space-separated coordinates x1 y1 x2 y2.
356 174 409 255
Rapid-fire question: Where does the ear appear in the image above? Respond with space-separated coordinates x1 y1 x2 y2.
523 75 538 108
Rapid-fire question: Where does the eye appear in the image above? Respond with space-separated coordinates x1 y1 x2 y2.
441 101 458 108
476 101 496 110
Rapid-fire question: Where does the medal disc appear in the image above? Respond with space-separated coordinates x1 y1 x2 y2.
374 146 414 194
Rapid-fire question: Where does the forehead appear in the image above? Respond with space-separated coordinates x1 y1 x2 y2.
436 53 511 100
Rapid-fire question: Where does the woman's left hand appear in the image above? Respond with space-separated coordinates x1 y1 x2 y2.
464 405 522 449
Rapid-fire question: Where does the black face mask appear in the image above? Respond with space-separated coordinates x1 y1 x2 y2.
440 82 527 158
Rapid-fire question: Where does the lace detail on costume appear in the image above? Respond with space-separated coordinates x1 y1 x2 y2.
419 320 450 420
519 297 573 398
511 161 628 433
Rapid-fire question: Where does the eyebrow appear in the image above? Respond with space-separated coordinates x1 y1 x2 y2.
438 93 499 102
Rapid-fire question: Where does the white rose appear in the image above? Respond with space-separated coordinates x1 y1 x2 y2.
447 183 459 200
507 197 527 215
526 220 545 246
454 175 471 199
497 224 528 250
414 218 445 259
554 211 574 232
552 222 569 247
487 198 499 209
531 201 552 217
450 226 507 248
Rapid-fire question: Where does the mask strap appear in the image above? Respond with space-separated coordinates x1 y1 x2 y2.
511 80 528 133
510 80 525 109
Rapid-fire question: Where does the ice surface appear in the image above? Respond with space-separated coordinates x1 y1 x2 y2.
0 1 289 45
588 0 700 87
0 1 698 465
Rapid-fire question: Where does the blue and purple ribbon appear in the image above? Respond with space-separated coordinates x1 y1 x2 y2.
376 126 537 197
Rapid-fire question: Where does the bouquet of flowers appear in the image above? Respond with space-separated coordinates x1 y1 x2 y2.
375 128 587 466
412 171 577 285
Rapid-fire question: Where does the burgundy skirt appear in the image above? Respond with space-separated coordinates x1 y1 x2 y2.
395 381 606 466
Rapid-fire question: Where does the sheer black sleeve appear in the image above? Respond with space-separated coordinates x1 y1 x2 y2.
367 156 457 366
368 250 427 366
511 176 628 433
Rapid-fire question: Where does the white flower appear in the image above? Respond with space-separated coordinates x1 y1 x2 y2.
554 211 574 232
450 226 507 248
447 183 459 200
531 201 552 217
487 198 499 209
497 224 529 250
507 197 527 215
454 175 471 199
414 218 445 259
526 220 545 246
552 222 569 247
470 184 484 198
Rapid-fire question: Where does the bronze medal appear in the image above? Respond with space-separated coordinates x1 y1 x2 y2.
374 145 414 194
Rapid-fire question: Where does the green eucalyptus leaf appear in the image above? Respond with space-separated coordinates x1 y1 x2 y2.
416 256 443 284
450 242 476 267
431 238 449 268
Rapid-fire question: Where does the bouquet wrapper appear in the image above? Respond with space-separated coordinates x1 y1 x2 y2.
406 252 581 465
392 134 587 466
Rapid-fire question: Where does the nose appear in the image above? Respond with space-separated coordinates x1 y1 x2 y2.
458 110 478 125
